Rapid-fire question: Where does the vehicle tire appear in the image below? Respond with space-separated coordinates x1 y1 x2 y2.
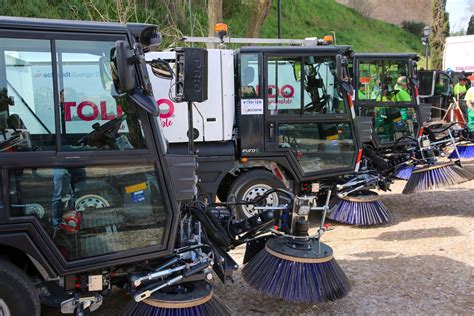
0 258 40 316
74 184 120 211
227 169 287 220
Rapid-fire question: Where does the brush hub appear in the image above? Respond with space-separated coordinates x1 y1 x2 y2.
265 237 333 263
339 190 379 203
142 281 213 308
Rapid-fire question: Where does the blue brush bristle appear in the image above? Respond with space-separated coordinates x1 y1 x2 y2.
403 163 473 194
242 248 351 303
124 296 229 315
328 197 391 226
394 165 414 180
449 145 474 159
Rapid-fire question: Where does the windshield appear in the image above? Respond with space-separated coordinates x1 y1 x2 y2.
266 55 345 115
357 60 414 103
0 37 147 153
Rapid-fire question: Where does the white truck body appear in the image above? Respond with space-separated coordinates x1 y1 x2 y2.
443 35 474 72
146 50 235 143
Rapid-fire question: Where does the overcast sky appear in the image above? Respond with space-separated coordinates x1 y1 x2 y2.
447 0 474 33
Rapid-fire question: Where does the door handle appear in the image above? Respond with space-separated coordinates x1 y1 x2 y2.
268 122 275 140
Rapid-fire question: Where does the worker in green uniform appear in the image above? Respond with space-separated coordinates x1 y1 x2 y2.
394 76 411 102
394 76 411 124
453 77 468 99
465 82 474 135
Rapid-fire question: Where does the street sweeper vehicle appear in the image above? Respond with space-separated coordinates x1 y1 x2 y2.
147 31 384 225
0 17 352 315
418 69 474 160
351 53 472 195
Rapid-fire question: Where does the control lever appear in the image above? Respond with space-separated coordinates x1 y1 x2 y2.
133 261 210 302
309 189 332 239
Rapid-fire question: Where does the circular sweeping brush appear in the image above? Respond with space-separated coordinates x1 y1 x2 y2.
448 144 474 159
394 164 415 180
328 190 391 226
403 161 473 194
124 281 230 315
242 237 351 303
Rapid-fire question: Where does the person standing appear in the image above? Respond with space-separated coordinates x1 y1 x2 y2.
453 77 468 99
464 82 474 136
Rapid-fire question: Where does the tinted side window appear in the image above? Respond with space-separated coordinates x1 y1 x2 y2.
56 40 147 151
278 122 355 173
0 38 55 152
240 53 259 98
303 56 344 115
366 106 418 143
267 56 302 115
10 165 167 260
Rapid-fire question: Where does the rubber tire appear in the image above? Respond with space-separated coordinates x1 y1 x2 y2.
0 258 40 316
74 189 115 211
227 169 286 220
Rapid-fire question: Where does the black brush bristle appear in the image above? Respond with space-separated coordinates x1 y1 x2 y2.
449 144 474 159
242 240 351 303
329 193 391 226
403 162 473 194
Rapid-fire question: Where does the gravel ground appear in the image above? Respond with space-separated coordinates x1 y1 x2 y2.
43 162 474 315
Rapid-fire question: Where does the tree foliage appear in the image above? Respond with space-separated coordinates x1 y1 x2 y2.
429 0 449 69
401 21 426 37
468 15 474 35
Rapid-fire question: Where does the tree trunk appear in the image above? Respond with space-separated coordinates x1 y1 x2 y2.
467 15 474 35
208 0 223 48
246 0 273 38
429 0 449 70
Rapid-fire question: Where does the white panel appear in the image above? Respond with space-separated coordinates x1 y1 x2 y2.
220 50 236 141
443 35 474 72
146 50 235 143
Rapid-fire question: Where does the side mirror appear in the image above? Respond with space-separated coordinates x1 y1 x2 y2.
111 41 136 93
336 55 342 81
150 58 173 80
354 116 373 144
419 103 432 123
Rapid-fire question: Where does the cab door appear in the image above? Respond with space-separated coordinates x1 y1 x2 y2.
263 53 358 178
354 57 421 147
0 29 176 273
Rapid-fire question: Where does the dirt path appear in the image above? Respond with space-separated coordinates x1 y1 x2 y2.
43 166 474 315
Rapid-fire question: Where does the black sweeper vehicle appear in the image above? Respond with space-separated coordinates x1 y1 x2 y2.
147 29 380 224
0 17 352 315
349 53 472 195
418 69 474 159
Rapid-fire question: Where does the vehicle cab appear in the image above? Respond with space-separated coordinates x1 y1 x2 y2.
352 53 424 148
0 16 187 299
237 46 362 182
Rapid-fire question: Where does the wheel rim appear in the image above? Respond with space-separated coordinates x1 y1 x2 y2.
25 203 45 219
241 184 279 218
75 194 110 211
0 299 11 316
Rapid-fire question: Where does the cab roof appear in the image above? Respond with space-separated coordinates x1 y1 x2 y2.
0 16 155 38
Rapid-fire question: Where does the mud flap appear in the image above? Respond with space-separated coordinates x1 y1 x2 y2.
243 235 272 264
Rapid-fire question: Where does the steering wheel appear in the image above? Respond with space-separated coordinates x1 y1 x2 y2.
78 115 127 149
